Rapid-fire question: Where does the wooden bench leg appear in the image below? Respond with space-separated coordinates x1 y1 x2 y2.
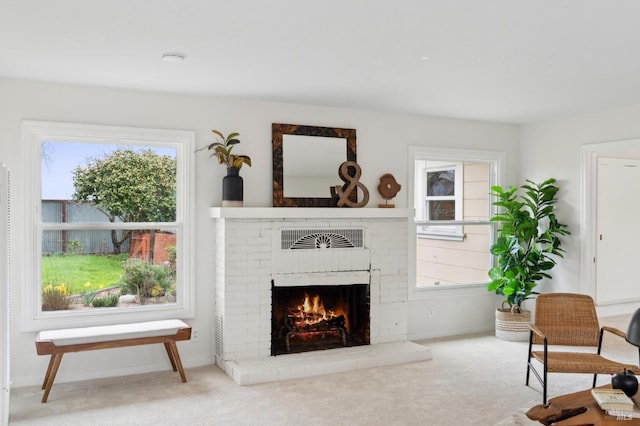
42 353 63 403
164 342 178 372
42 354 58 389
166 341 187 383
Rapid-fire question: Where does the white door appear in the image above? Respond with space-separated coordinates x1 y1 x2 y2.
596 157 640 304
0 165 8 426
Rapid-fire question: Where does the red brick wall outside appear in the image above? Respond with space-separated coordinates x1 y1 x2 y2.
129 231 176 265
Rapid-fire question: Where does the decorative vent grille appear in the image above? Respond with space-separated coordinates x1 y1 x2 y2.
281 228 364 250
214 315 223 358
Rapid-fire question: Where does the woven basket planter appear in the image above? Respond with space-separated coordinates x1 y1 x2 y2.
495 306 531 341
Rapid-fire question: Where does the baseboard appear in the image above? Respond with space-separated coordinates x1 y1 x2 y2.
10 354 214 388
597 302 639 317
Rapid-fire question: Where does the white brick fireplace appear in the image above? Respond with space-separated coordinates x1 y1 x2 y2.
210 207 432 385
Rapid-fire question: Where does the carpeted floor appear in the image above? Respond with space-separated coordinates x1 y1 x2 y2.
8 314 637 425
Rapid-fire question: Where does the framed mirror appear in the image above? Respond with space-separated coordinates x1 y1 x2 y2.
273 123 357 207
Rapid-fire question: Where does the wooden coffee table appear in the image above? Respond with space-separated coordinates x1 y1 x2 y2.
526 385 640 425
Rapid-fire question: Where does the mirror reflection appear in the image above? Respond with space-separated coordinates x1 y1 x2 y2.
282 134 346 198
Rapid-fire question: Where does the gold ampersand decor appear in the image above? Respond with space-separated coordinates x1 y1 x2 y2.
334 161 369 208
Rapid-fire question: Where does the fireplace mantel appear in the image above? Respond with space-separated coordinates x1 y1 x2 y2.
209 207 414 219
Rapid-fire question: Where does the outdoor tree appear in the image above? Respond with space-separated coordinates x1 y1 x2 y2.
72 148 176 255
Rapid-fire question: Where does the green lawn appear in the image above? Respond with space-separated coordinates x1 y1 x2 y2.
41 254 128 295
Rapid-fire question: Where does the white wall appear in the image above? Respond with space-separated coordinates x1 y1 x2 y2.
0 77 519 386
520 105 640 316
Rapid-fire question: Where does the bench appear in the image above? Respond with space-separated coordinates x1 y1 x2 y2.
35 319 192 403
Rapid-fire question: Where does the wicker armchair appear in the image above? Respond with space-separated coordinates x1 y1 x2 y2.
526 293 640 405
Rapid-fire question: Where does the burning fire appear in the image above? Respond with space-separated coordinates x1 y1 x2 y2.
292 293 349 332
301 294 330 320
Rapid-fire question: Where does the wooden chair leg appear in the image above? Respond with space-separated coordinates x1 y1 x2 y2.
42 353 64 403
166 341 187 383
164 341 178 372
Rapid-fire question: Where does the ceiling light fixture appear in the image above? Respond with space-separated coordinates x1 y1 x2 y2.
162 52 186 63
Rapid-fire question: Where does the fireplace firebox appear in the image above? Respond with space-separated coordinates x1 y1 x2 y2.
271 282 370 356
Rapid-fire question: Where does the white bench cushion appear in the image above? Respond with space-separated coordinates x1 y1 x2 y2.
37 319 189 346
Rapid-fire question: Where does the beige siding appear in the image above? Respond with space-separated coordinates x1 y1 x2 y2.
463 199 490 219
416 262 489 286
416 162 491 288
464 162 490 181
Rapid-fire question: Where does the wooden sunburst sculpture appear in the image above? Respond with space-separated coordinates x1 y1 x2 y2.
377 173 401 208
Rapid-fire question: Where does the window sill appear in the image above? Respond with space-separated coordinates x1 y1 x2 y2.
409 281 489 300
23 302 195 332
417 232 465 242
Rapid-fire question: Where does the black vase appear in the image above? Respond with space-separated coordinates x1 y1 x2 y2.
222 167 243 207
612 369 639 397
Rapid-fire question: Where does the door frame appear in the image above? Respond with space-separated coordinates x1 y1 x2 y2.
581 138 640 303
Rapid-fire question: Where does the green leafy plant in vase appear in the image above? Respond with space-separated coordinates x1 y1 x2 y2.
202 129 252 206
205 130 252 169
487 178 570 340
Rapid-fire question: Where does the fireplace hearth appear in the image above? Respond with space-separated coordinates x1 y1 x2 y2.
211 208 432 386
271 283 370 355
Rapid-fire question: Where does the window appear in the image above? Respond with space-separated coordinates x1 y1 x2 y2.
417 162 463 239
23 121 195 330
409 146 504 290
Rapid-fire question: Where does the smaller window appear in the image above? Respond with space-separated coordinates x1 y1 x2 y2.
418 162 463 239
408 146 504 292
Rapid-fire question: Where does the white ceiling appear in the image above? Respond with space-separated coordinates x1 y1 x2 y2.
3 1 640 124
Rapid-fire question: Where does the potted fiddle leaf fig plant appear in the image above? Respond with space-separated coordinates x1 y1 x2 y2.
488 178 570 341
203 129 252 206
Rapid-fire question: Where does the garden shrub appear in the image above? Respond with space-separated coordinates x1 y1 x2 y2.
119 258 172 298
42 283 70 311
91 294 119 308
165 245 176 278
66 240 84 255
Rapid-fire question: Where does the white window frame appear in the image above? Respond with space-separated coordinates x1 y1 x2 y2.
22 120 196 331
407 145 505 298
418 162 464 240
